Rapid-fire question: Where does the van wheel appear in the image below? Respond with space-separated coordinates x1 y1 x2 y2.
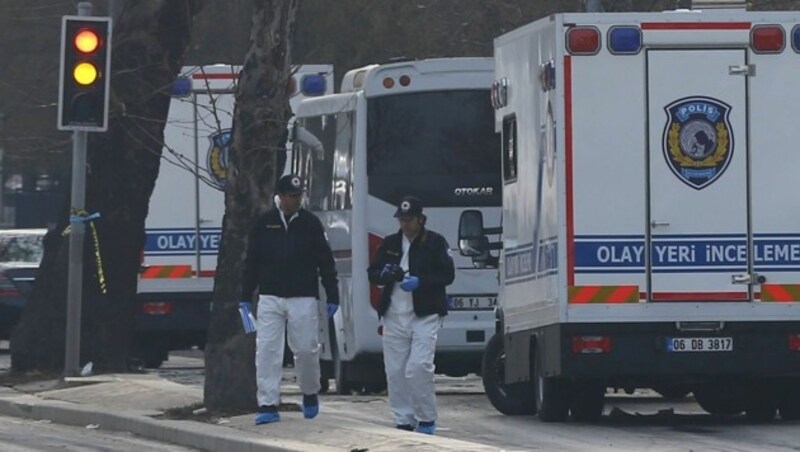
778 380 800 421
694 382 744 416
481 333 535 415
534 346 570 422
570 382 605 422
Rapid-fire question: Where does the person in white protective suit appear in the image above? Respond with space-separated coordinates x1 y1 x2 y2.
241 174 340 425
367 196 455 435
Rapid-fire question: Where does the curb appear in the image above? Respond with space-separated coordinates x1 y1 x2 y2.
0 393 336 452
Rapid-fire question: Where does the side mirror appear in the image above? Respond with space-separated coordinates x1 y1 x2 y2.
458 210 486 257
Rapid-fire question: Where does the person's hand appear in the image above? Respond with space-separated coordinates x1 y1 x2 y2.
326 303 339 319
379 264 394 282
399 275 419 292
390 265 406 282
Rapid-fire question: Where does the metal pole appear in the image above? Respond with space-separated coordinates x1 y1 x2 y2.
64 0 93 378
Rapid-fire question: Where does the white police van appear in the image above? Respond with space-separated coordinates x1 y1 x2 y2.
460 1 800 422
136 64 333 367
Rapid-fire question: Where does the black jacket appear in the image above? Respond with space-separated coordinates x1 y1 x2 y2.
241 207 339 303
367 227 455 317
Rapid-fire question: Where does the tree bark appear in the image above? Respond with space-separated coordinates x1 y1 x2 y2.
204 0 299 412
11 0 204 374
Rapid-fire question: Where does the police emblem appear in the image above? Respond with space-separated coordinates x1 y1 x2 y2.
662 96 733 189
207 129 231 190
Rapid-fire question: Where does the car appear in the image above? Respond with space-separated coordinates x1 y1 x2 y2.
0 228 46 340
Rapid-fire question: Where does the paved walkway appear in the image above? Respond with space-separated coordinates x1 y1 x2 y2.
0 372 499 452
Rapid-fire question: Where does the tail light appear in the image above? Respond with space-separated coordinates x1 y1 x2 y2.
142 301 173 315
0 273 22 297
572 335 612 354
789 334 800 351
751 25 785 53
567 26 601 55
368 233 384 311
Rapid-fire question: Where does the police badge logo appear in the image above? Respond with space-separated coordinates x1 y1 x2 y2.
662 96 733 190
207 129 231 190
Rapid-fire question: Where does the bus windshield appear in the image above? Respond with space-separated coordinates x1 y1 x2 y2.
367 90 501 208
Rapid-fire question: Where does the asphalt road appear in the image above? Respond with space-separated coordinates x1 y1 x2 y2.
0 413 198 452
3 343 800 451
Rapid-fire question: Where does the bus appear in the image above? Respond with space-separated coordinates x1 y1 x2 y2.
292 58 501 393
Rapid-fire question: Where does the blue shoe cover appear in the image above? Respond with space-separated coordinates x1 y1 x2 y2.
416 422 436 435
255 411 280 425
302 403 319 419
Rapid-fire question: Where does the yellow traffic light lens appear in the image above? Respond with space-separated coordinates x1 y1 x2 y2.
73 62 98 86
74 29 100 53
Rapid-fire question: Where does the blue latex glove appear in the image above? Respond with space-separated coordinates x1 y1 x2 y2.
326 303 339 318
238 301 256 334
400 275 419 292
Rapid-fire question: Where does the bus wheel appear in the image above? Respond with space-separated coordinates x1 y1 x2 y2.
534 345 570 422
481 333 535 415
570 382 605 422
319 376 330 394
363 380 387 395
334 353 358 395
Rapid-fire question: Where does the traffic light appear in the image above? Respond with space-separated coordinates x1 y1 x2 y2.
58 16 112 132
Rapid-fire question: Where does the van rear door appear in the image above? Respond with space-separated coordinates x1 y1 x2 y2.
646 49 750 302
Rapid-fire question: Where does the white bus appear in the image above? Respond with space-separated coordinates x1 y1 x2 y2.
292 58 501 393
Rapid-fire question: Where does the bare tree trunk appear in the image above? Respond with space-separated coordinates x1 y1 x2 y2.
11 0 204 374
204 0 299 412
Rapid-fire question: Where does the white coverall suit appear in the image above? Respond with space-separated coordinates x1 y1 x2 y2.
382 235 441 427
256 295 320 407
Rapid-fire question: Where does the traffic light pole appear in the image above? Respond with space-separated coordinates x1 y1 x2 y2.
64 1 92 378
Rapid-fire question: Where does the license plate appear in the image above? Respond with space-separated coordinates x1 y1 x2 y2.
666 337 733 352
449 295 497 310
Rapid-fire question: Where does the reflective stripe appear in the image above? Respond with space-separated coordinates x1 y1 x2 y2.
140 265 193 279
568 285 639 304
761 284 800 302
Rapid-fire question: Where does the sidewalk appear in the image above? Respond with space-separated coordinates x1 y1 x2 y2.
0 371 500 452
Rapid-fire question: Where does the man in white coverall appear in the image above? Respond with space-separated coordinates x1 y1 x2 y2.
367 196 455 435
241 174 340 425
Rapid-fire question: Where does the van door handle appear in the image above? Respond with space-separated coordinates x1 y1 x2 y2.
650 220 670 228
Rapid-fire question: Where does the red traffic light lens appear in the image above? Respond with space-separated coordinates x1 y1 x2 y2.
74 29 100 54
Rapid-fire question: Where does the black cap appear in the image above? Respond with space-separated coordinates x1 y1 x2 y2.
276 174 304 195
393 196 423 218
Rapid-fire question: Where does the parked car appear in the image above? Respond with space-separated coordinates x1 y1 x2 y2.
0 228 46 339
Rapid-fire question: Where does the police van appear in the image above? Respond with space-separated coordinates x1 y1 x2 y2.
459 2 800 422
292 58 501 393
136 64 333 367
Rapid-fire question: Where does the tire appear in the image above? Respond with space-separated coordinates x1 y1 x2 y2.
363 380 388 395
693 382 745 416
331 329 359 395
570 382 605 422
778 380 800 421
534 344 570 422
481 333 535 415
